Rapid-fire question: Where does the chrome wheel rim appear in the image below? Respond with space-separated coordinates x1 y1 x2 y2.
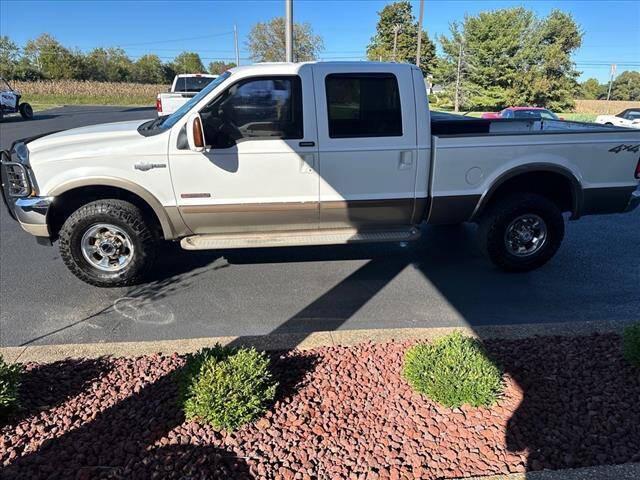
504 214 547 257
80 223 135 272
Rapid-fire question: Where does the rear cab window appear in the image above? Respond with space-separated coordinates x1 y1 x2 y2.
325 73 402 138
174 76 217 93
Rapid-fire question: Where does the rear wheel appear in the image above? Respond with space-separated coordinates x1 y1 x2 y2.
19 103 33 120
59 199 158 287
477 193 564 272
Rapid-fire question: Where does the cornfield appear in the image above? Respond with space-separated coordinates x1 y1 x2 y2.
574 100 640 115
12 80 169 106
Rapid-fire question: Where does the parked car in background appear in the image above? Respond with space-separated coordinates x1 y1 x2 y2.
482 107 561 120
595 109 640 129
3 62 639 287
156 74 218 116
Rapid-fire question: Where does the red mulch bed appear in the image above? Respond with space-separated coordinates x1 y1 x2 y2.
1 333 639 479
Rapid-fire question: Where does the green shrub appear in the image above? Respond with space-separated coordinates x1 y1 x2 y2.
623 322 640 367
403 332 503 408
179 345 277 430
0 355 22 421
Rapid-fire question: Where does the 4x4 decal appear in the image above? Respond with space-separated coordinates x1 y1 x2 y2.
609 144 640 154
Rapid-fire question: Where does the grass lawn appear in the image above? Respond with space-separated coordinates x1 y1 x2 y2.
23 94 152 108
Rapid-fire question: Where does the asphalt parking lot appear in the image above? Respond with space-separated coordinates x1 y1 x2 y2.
1 106 639 348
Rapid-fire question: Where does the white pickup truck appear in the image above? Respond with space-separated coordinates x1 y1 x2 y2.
2 62 639 287
156 73 218 117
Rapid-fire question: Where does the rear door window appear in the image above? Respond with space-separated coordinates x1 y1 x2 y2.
325 73 402 138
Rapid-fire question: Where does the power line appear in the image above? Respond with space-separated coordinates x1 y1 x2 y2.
113 31 234 48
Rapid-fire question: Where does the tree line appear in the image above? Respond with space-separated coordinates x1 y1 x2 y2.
0 34 237 84
1 2 638 109
579 72 640 102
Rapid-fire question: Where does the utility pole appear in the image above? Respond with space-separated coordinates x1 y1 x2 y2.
233 24 240 66
285 0 294 62
415 0 424 67
454 40 463 112
392 25 401 62
606 63 616 101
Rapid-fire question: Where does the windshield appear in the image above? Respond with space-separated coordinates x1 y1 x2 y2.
160 71 231 130
174 76 217 93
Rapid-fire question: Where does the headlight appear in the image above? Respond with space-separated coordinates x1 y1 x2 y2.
14 142 29 163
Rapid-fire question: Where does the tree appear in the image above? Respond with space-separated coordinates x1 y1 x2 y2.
22 33 80 80
133 54 165 83
610 70 640 101
513 10 582 110
437 8 582 111
580 78 604 99
208 61 236 75
366 1 436 76
85 47 133 82
0 36 20 78
171 52 206 74
247 17 324 62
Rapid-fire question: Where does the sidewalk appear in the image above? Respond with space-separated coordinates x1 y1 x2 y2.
1 318 633 363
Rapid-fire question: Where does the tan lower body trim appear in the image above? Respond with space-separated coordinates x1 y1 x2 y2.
178 198 427 234
320 198 415 229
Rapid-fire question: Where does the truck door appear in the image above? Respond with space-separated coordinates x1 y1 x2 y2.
169 67 319 234
312 65 419 229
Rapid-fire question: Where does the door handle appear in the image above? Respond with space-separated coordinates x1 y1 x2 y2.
300 153 315 174
398 151 413 170
299 141 315 147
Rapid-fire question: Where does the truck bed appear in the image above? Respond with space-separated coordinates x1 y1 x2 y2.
430 111 629 137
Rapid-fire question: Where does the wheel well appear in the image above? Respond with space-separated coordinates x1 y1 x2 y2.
48 186 163 240
478 170 577 217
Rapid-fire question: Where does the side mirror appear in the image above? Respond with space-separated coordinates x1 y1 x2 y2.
186 113 205 152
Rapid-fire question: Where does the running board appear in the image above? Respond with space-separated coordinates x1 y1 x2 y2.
180 228 420 250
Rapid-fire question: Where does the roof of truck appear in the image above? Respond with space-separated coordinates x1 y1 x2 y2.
228 61 418 75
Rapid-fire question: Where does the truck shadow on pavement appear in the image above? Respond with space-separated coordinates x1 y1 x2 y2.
117 223 639 476
7 225 638 478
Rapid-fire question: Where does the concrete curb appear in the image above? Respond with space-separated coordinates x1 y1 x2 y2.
1 318 633 364
462 462 640 480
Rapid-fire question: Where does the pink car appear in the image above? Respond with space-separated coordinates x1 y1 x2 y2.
482 107 561 120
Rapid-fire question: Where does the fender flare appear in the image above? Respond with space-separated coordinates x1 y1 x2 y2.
471 163 584 220
48 176 187 239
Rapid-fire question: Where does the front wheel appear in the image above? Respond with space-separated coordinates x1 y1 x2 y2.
19 103 34 120
477 193 564 272
59 199 158 287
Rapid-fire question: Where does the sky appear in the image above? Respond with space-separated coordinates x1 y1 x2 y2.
1 0 638 83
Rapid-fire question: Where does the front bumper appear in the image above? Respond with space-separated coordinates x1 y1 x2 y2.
1 193 53 237
625 187 640 213
1 149 52 237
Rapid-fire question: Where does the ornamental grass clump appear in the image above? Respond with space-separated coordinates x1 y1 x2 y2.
623 322 640 367
179 345 277 430
403 332 503 408
0 355 22 422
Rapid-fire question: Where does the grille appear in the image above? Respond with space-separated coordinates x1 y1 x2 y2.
1 162 30 197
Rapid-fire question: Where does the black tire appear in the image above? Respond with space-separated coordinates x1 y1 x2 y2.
477 193 564 272
59 199 159 287
19 103 33 120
